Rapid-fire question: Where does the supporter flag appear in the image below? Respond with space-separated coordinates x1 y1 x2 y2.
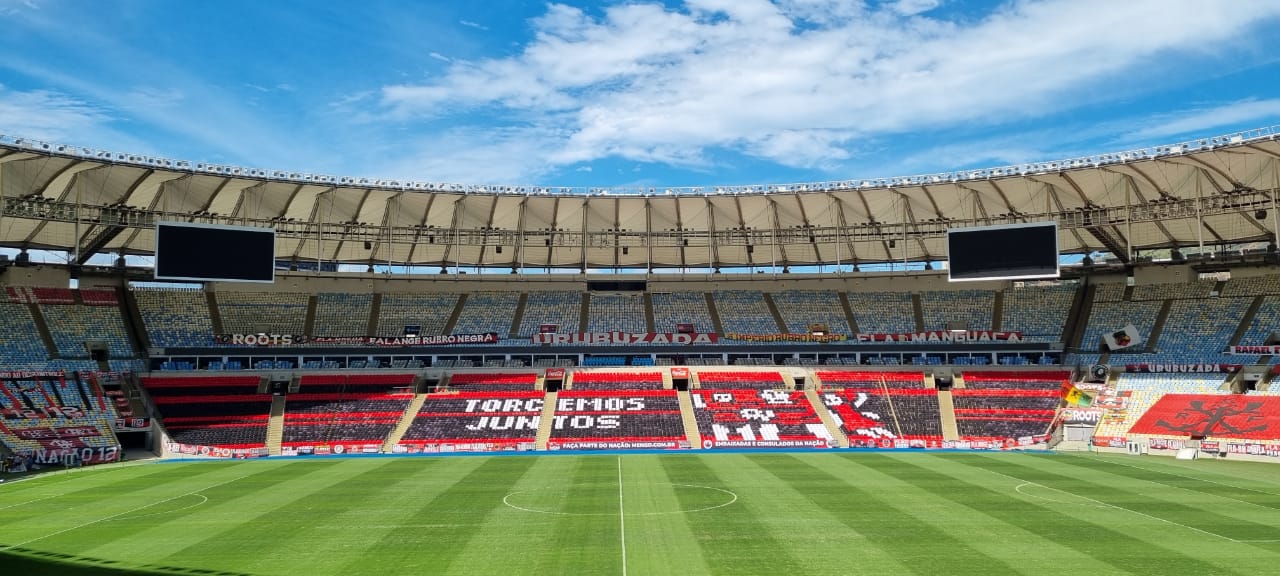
1102 324 1143 351
1060 383 1094 407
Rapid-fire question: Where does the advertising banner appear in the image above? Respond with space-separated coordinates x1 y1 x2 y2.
1146 437 1186 451
700 438 830 449
547 440 683 450
1091 436 1128 448
165 442 268 458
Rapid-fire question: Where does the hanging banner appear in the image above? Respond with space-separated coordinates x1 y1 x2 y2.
532 332 718 345
215 333 501 346
357 333 500 346
1059 408 1103 425
1124 363 1240 373
1230 345 1280 355
854 331 1022 343
0 370 65 378
215 333 306 346
724 333 848 343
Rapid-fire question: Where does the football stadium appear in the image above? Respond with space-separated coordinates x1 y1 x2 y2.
5 2 1280 575
1 125 1280 574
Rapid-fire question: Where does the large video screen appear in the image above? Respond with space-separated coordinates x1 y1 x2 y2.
154 222 276 283
947 222 1059 282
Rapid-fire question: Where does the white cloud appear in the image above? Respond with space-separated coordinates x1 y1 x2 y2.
367 0 1280 181
1124 99 1280 141
0 86 108 141
889 0 941 16
459 19 488 31
369 126 564 184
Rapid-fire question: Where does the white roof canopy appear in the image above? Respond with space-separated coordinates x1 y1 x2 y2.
1 128 1277 269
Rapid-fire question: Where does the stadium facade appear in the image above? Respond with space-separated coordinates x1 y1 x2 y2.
1 128 1279 468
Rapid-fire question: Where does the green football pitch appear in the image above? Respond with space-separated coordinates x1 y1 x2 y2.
1 452 1279 576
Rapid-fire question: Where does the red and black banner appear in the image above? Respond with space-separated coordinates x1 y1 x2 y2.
1129 394 1280 440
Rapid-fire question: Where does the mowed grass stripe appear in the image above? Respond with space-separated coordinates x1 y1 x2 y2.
442 455 579 575
615 455 712 576
66 460 356 565
340 455 539 575
509 456 626 576
971 454 1280 545
126 459 402 573
868 453 1246 576
784 453 1032 574
729 453 918 575
660 454 812 576
749 453 1023 576
240 458 465 576
0 462 158 499
1084 454 1280 488
832 453 1119 576
1066 453 1280 497
1047 453 1280 511
55 462 308 557
0 461 239 530
0 462 259 549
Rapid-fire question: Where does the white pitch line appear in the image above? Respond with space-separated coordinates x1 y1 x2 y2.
4 474 249 550
0 494 62 511
985 466 1280 544
617 456 627 576
1067 453 1280 499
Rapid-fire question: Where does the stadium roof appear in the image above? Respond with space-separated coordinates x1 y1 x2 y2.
1 127 1278 270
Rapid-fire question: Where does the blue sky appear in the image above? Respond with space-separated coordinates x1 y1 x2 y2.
2 0 1280 190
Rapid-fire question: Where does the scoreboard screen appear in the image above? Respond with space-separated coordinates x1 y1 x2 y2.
947 222 1059 282
154 222 276 283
